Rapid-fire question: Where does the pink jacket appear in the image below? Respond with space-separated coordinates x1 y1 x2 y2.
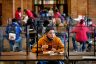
72 24 89 42
54 12 61 18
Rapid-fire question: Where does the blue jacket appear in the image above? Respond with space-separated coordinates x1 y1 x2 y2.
6 22 22 40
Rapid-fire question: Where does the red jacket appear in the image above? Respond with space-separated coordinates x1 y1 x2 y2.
26 10 34 19
72 24 89 42
54 12 61 18
15 10 21 20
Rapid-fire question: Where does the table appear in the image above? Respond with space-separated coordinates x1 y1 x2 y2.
0 52 65 61
68 52 95 56
0 52 37 61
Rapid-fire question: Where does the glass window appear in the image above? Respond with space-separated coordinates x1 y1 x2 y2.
34 0 42 4
59 0 64 4
34 0 56 4
44 0 55 4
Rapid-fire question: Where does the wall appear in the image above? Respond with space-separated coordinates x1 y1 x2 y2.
2 0 33 25
70 0 78 18
0 0 2 3
71 0 87 18
2 0 13 26
88 0 96 23
70 0 96 22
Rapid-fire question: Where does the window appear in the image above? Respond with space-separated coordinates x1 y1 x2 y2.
34 0 56 5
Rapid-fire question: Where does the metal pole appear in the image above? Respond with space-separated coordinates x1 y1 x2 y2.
94 28 96 56
26 25 30 55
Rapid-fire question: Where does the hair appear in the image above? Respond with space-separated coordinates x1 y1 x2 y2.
17 7 21 11
80 19 84 24
24 9 27 12
45 26 54 33
12 18 17 22
43 20 49 27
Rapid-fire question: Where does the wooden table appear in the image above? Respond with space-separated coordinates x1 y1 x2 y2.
68 56 96 64
68 52 95 56
0 52 37 61
0 52 96 64
0 52 65 61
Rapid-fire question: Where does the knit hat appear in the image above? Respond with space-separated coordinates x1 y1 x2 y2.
45 26 54 33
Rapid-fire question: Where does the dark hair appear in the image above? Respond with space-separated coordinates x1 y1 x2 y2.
45 26 54 33
17 7 21 11
24 9 27 12
12 18 17 22
80 19 84 24
43 20 49 27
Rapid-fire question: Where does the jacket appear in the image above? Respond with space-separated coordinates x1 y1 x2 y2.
26 10 34 19
15 10 21 20
32 35 64 53
72 24 89 42
6 22 22 40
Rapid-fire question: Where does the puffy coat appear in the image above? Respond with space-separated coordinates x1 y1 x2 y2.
72 24 89 42
32 35 64 53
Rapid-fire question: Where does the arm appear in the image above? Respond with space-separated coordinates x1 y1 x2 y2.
32 38 43 53
57 38 64 52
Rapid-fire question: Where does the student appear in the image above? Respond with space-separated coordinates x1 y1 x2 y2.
71 19 89 52
15 7 22 26
32 26 64 64
24 9 34 19
6 18 22 51
15 7 21 20
32 26 64 53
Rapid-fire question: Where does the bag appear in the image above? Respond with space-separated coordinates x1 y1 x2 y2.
8 25 16 40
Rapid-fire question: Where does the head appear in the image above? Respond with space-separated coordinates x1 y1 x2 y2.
11 18 19 26
79 19 84 24
17 7 21 12
12 18 17 23
24 9 27 13
45 27 55 41
43 20 49 27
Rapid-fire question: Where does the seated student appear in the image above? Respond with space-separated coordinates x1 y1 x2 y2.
32 26 64 64
56 23 68 48
6 18 22 51
32 26 64 53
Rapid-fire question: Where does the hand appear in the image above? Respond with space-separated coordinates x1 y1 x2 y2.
51 48 56 52
42 45 48 49
56 49 64 53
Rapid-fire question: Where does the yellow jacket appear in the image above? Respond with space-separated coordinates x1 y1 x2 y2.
32 35 64 53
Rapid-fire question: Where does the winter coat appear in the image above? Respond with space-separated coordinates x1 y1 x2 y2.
72 24 89 42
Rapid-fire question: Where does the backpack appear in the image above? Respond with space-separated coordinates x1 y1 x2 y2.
8 25 16 40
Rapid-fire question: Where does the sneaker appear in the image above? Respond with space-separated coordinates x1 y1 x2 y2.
73 50 78 52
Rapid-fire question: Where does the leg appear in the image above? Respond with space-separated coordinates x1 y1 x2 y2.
0 38 4 52
82 42 86 52
16 37 22 51
9 40 14 51
72 36 78 51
